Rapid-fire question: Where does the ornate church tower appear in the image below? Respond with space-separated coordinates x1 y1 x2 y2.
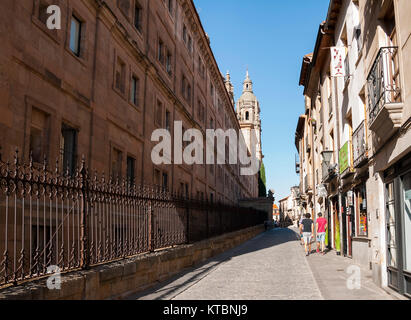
236 70 263 163
225 71 235 106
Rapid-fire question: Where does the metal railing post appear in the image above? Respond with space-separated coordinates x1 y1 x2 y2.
206 201 209 239
148 202 154 252
186 204 190 244
80 161 90 270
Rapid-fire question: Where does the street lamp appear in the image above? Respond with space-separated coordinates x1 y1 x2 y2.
321 150 333 163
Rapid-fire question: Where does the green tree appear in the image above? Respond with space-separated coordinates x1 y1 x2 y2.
258 161 267 197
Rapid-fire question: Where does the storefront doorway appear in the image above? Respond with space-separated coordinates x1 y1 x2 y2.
384 154 411 298
332 196 340 254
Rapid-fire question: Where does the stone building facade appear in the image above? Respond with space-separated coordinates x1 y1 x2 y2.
296 0 411 298
0 0 260 205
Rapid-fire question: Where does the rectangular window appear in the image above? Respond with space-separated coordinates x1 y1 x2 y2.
115 58 126 93
30 127 44 164
187 84 191 102
182 25 187 43
130 75 139 105
70 15 82 56
167 0 173 14
386 182 397 268
165 110 171 131
126 156 135 185
134 2 142 31
155 100 163 127
354 25 362 56
166 51 172 75
61 124 77 175
111 148 122 178
188 36 192 53
181 75 186 97
162 172 168 191
30 108 49 164
38 0 50 25
403 173 411 272
355 185 368 237
158 39 164 64
154 168 161 186
198 56 205 78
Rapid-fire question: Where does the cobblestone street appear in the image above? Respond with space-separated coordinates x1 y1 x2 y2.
128 228 399 300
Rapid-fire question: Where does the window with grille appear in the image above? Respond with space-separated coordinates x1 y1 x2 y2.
61 124 78 175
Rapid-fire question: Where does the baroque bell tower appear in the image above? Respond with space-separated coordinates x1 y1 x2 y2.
236 70 263 163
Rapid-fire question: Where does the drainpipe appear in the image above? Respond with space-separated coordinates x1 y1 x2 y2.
140 0 151 186
333 53 344 256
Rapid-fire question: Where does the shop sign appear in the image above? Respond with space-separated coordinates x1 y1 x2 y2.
339 142 350 174
317 184 328 198
330 47 346 77
347 191 354 206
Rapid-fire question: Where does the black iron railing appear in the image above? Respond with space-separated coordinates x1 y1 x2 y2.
353 120 368 168
0 150 266 286
367 47 401 125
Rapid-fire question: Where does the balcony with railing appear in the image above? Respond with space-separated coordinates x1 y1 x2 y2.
367 47 402 143
344 54 350 85
295 154 300 174
321 150 337 183
353 120 368 168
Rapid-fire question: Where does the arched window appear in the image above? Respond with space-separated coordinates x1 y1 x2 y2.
245 111 249 121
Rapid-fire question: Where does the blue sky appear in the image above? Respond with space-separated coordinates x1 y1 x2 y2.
193 0 330 203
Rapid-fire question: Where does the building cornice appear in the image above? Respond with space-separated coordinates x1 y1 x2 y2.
180 0 240 130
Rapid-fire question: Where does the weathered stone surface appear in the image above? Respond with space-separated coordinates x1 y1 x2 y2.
99 265 124 283
123 262 137 277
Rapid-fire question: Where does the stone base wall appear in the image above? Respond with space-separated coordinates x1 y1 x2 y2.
0 225 264 300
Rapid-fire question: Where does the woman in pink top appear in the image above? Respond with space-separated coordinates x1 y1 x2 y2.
316 213 328 255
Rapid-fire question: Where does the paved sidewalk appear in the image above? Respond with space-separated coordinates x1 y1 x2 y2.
126 227 397 300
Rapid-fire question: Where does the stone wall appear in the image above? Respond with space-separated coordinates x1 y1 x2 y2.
0 225 264 300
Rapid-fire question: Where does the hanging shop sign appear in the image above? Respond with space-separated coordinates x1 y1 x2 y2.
317 184 328 198
330 47 346 77
347 190 354 206
339 142 350 174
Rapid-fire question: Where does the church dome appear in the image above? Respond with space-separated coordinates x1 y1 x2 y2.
238 70 258 103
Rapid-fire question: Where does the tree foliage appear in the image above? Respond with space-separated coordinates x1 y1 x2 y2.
258 161 267 197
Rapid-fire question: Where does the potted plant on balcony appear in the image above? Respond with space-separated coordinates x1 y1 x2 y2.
309 117 317 127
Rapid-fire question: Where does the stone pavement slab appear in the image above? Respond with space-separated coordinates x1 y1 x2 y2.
126 227 397 300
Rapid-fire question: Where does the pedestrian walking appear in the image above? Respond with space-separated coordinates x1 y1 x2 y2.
316 213 328 255
301 213 314 256
298 215 304 245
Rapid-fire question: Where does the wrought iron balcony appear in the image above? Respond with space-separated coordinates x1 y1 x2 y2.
353 120 368 168
295 154 300 174
321 161 337 183
344 54 350 84
367 47 401 127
